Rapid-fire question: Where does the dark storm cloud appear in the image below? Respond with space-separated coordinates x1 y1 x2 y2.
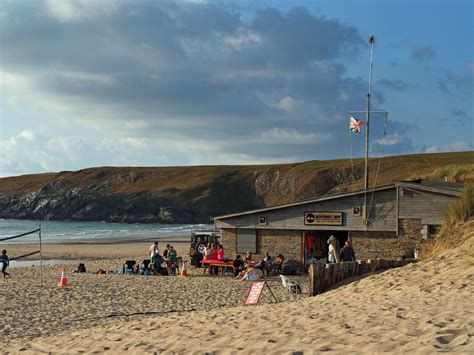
1 0 400 161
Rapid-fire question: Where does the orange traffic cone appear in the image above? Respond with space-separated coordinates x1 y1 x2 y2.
181 261 188 277
58 267 69 287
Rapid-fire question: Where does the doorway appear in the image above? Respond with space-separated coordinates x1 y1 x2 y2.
304 230 348 267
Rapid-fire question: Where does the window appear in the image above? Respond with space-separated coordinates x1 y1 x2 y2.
236 229 257 253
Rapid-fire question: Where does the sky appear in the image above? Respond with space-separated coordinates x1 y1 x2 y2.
0 0 472 177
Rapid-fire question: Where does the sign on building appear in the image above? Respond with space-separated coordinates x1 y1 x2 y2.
304 212 343 226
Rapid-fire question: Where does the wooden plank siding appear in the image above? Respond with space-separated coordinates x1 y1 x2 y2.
398 188 456 219
215 188 397 232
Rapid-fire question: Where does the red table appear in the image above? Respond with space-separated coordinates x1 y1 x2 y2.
201 259 234 275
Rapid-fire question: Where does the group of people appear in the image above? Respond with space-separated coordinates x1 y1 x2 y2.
149 241 179 275
233 251 285 280
202 243 225 262
327 236 356 263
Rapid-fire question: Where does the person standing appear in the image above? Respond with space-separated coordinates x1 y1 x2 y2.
163 244 171 260
1 249 10 279
150 241 160 259
327 235 340 263
340 240 356 262
203 243 212 261
217 244 225 261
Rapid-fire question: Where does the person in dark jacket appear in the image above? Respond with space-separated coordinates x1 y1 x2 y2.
340 240 356 262
1 249 10 279
233 255 245 277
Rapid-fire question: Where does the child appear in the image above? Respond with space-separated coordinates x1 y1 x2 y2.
1 249 10 279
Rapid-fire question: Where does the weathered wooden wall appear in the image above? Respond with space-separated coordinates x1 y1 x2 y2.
216 188 397 232
398 188 455 219
308 259 416 296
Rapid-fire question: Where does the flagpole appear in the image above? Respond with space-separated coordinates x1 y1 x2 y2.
364 35 375 227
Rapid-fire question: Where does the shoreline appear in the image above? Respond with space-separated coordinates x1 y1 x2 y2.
4 237 191 260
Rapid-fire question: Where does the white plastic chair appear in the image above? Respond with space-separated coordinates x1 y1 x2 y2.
279 275 301 293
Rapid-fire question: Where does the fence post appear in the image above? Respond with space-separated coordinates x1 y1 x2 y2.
309 264 315 296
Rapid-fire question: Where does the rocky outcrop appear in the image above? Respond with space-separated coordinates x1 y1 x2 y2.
0 152 472 223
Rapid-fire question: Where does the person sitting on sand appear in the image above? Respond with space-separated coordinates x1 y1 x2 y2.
151 253 167 275
244 251 253 262
150 241 160 259
1 249 10 279
273 254 284 274
233 255 245 277
235 266 263 281
264 252 272 263
252 259 267 272
73 263 86 273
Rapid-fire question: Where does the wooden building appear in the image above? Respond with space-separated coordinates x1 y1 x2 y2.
214 180 463 267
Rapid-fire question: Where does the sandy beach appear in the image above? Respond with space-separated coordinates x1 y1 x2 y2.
2 222 473 353
4 238 190 261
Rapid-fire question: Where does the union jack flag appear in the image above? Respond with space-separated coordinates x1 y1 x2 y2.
350 116 364 134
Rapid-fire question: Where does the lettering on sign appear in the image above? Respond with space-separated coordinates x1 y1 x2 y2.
245 281 266 305
304 212 343 226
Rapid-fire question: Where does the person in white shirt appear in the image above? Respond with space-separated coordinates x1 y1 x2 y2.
327 235 340 263
150 241 160 258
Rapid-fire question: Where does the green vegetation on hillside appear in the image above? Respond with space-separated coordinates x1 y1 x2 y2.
0 151 472 223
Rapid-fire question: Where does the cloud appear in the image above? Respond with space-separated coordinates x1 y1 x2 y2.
3 1 433 176
451 108 471 125
397 40 437 63
260 128 332 144
425 140 473 154
444 141 473 152
437 69 472 97
410 45 436 62
377 79 417 91
45 0 118 22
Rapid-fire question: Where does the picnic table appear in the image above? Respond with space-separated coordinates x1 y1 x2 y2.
201 259 234 275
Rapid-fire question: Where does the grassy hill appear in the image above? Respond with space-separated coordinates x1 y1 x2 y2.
0 151 472 223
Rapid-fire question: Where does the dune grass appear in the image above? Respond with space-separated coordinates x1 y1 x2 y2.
443 183 474 226
420 184 474 259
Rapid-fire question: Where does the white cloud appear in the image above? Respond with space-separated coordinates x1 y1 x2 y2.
224 29 261 49
276 96 296 112
375 134 401 146
425 146 438 153
260 128 332 144
45 0 118 22
444 140 473 152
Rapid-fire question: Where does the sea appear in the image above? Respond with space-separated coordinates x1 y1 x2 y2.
0 219 213 244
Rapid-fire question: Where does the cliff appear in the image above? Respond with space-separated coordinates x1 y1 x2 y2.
0 152 472 223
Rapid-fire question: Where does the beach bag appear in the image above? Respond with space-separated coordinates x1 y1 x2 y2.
244 274 259 281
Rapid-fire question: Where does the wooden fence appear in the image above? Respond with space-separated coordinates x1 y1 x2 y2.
308 259 416 296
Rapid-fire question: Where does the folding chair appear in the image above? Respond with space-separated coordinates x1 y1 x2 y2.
123 260 137 275
279 274 302 294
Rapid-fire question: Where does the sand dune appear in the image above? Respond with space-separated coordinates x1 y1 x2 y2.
2 222 473 353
